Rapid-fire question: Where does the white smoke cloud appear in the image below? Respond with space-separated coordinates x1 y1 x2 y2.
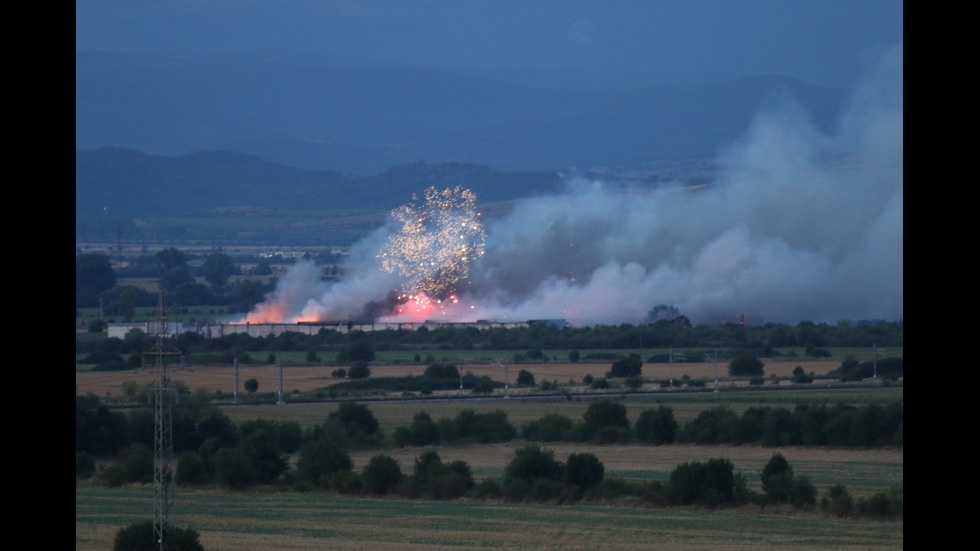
246 44 902 326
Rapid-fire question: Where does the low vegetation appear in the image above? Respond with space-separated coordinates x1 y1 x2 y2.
78 391 902 521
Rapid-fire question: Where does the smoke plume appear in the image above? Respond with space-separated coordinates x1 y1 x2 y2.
244 44 902 326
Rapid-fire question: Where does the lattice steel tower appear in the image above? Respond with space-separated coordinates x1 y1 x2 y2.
145 291 182 550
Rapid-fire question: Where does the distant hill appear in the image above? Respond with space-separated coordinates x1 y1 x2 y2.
76 51 847 174
75 147 563 218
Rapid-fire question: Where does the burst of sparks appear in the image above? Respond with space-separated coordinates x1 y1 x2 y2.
378 186 486 299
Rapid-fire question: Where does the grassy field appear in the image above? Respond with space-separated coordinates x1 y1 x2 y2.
76 483 903 551
77 368 902 549
74 358 867 398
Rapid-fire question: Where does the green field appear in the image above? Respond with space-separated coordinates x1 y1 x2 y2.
76 484 902 551
77 379 902 549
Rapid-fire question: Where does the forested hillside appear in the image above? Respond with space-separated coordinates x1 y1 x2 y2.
75 148 563 217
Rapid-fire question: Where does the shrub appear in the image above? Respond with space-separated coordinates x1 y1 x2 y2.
728 355 764 377
100 443 154 487
295 438 353 487
505 445 563 486
447 409 517 443
244 378 259 393
792 366 814 384
522 413 574 441
113 521 204 551
394 411 440 447
347 361 371 379
760 453 793 503
516 369 535 386
635 405 678 445
211 446 259 489
609 354 642 378
471 377 495 394
328 402 381 442
855 485 903 519
423 363 459 379
667 458 736 506
176 452 210 486
680 405 739 444
582 400 629 440
362 454 403 495
563 452 604 490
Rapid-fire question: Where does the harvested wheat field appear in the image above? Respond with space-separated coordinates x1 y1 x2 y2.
76 483 903 551
75 360 839 398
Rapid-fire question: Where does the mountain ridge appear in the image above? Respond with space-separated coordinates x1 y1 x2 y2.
76 51 847 174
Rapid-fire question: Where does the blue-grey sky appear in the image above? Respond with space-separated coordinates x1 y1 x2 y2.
76 1 902 88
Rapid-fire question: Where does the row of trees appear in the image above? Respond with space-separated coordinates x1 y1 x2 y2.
77 393 902 486
78 392 900 519
77 250 277 316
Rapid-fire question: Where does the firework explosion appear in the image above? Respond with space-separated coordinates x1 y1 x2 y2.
378 186 486 300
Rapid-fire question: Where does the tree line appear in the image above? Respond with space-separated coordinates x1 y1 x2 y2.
77 318 902 372
78 394 902 521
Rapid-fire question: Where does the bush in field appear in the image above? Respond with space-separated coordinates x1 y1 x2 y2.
635 405 678 444
582 400 629 441
362 454 403 495
855 485 903 519
100 443 154 487
728 355 764 377
471 377 495 394
423 362 459 379
338 339 375 363
411 450 475 499
176 452 211 486
328 402 381 443
393 411 440 447
445 409 516 444
295 437 353 488
505 445 563 485
516 369 535 386
680 405 739 444
244 378 259 393
609 354 642 378
113 521 204 551
667 458 737 507
238 428 289 483
347 361 371 379
760 453 793 502
212 447 258 489
522 413 574 442
820 484 854 517
791 366 814 384
760 453 816 507
76 394 128 456
563 452 604 491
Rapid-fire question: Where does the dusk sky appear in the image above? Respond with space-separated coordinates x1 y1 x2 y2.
77 1 902 88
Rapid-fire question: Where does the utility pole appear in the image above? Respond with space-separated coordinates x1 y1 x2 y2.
706 349 719 393
873 343 878 382
277 358 285 405
233 358 240 404
145 292 182 551
496 359 509 399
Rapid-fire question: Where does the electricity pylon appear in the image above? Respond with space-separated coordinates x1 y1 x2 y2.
145 291 182 550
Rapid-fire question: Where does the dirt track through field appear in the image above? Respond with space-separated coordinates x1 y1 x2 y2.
76 360 838 398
